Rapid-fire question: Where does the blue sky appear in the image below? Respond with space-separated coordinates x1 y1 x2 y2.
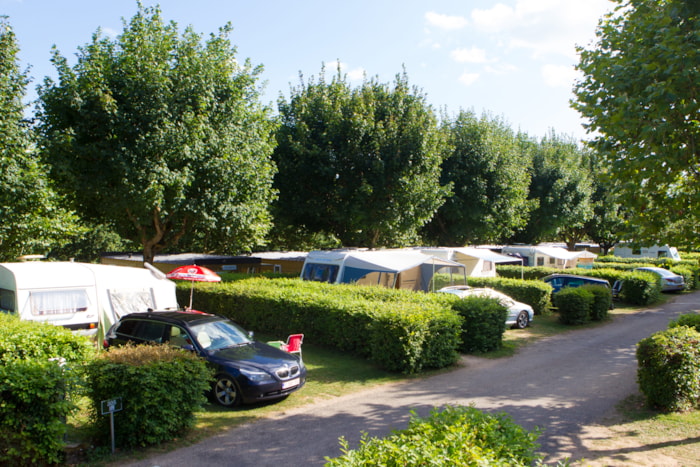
2 0 615 141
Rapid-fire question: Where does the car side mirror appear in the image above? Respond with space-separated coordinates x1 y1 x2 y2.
182 344 195 352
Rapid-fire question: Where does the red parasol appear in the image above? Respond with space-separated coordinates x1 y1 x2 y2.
166 265 221 309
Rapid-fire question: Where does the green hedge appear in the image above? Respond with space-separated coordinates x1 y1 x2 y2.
0 314 93 465
0 361 73 465
83 344 212 448
325 405 541 466
179 279 463 373
581 284 611 321
450 296 507 353
553 287 593 325
0 313 94 365
619 271 662 305
669 313 700 333
637 326 700 412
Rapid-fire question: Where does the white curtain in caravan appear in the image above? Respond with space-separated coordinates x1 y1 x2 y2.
108 288 155 319
29 289 90 316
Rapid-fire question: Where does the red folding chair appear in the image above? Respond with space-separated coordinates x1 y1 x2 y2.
281 333 304 358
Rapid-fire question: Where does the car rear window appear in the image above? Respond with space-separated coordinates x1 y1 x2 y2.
116 319 168 343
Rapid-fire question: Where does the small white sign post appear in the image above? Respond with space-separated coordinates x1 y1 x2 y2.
101 397 123 453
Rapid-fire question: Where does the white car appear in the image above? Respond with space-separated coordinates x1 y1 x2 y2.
438 286 534 329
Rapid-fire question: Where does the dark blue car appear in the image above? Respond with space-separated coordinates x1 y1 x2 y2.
542 273 611 293
104 310 306 407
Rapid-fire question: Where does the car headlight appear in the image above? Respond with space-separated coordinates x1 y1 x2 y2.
239 367 275 383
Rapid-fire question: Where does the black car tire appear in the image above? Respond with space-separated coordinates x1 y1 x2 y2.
213 375 241 407
513 310 530 329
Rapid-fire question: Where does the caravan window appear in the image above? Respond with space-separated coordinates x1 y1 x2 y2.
302 263 339 283
108 288 156 320
0 288 15 312
29 289 90 316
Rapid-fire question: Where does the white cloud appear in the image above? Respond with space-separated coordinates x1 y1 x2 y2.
458 72 480 86
450 46 491 64
425 11 468 30
326 60 365 82
346 67 366 82
541 63 578 87
470 0 614 59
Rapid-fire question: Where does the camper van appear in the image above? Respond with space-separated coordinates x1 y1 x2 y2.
613 244 680 261
0 262 178 336
300 249 465 291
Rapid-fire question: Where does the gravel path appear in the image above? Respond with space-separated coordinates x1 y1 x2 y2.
124 290 700 466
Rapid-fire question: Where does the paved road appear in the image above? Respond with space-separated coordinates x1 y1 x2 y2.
125 291 700 466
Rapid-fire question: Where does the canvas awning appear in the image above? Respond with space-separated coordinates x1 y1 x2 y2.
452 247 522 263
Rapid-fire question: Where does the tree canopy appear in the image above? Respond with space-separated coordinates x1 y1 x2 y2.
513 132 593 246
423 111 532 246
573 0 700 248
273 67 450 248
37 4 277 263
0 17 80 261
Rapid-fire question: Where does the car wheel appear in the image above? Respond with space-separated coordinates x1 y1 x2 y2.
213 375 241 407
514 311 530 329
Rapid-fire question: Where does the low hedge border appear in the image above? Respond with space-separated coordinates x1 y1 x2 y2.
180 279 464 373
0 314 93 465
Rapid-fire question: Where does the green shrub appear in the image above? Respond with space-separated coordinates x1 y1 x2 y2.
669 313 700 333
618 271 661 305
636 326 700 411
465 276 553 316
180 279 463 373
449 296 507 353
0 360 74 465
83 344 212 448
325 405 541 466
554 288 593 325
0 313 94 365
580 284 611 321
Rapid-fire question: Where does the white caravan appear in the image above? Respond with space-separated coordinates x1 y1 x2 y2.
0 262 179 336
613 244 681 261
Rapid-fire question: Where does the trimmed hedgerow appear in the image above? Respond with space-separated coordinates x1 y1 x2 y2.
0 314 94 466
621 270 662 305
449 296 507 353
325 405 541 466
637 326 700 412
580 284 611 321
83 344 212 449
553 287 594 325
178 279 471 373
0 360 74 466
0 313 94 365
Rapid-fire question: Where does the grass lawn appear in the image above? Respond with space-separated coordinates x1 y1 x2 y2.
69 297 698 466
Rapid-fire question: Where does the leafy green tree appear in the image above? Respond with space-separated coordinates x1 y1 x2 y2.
513 132 593 246
423 111 532 246
273 67 450 248
573 0 700 248
0 17 80 261
37 5 277 263
584 155 627 255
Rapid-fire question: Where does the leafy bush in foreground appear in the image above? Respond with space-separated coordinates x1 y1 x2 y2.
637 326 700 412
83 344 212 448
669 313 700 333
325 405 541 466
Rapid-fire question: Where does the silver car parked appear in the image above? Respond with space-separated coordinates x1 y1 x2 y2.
634 267 685 292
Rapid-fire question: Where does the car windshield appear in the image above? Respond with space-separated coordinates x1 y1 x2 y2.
190 319 252 351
